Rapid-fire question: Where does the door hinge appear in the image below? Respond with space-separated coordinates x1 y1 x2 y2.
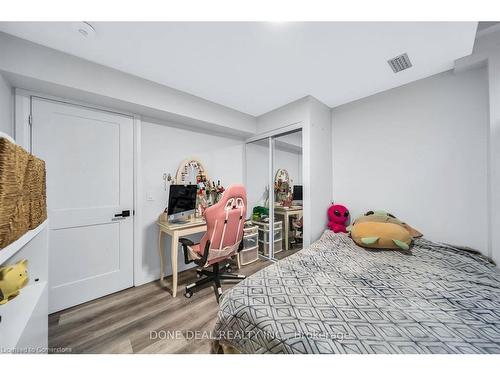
28 114 32 126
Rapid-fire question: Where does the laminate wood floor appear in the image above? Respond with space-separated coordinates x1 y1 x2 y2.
48 248 300 354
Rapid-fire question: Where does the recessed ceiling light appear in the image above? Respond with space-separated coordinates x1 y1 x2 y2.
73 22 96 39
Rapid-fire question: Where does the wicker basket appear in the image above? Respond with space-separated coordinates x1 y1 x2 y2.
27 155 47 229
0 138 47 249
0 138 31 248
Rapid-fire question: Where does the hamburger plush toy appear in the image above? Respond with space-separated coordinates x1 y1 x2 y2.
348 210 422 250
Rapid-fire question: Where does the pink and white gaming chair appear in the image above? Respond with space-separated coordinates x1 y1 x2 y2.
179 184 247 302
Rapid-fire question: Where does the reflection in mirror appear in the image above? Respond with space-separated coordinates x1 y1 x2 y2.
273 129 303 260
245 139 273 259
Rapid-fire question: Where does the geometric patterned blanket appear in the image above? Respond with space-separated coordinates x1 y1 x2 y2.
214 231 500 353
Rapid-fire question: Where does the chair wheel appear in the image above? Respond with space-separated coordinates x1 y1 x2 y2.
226 266 233 273
184 291 193 298
196 273 201 279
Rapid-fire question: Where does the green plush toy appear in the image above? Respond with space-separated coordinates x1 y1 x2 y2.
252 206 269 222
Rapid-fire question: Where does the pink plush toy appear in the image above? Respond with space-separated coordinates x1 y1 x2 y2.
328 204 350 233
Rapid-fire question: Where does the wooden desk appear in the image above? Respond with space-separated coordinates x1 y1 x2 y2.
157 218 207 297
274 206 303 251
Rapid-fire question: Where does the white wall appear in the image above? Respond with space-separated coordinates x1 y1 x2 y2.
332 68 489 253
256 97 309 134
0 73 13 136
138 120 244 285
443 28 500 263
0 32 256 137
305 97 333 242
488 52 500 264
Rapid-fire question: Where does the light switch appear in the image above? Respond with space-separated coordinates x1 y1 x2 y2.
146 190 154 201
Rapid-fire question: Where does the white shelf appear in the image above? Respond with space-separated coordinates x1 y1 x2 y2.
0 220 48 352
0 281 48 349
0 220 48 265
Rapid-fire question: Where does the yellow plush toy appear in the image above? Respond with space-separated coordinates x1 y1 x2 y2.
0 259 29 305
348 211 421 250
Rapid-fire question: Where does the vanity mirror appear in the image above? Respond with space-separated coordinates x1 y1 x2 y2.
274 168 291 204
175 157 208 185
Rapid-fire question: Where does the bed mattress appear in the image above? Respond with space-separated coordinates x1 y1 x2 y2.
214 231 500 353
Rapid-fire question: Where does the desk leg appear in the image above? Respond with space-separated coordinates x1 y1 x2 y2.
158 230 168 288
171 232 179 298
284 212 289 252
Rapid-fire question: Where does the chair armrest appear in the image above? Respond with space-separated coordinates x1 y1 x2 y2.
179 238 195 248
179 238 195 264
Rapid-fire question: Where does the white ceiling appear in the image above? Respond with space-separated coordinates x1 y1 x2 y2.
0 22 477 116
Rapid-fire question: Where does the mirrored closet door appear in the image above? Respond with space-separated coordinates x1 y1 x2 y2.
245 138 272 259
273 130 303 259
245 128 303 261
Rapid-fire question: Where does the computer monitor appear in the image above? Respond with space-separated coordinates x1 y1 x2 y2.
167 185 197 223
293 185 303 202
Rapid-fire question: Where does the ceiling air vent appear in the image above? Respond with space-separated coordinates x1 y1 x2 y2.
387 53 412 73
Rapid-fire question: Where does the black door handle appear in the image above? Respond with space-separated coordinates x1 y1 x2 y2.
114 210 131 218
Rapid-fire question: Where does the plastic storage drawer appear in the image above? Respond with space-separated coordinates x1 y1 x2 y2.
260 228 282 243
243 233 258 249
259 238 283 256
243 224 258 236
239 246 259 265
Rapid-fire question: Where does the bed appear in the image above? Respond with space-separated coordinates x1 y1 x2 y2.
214 231 500 354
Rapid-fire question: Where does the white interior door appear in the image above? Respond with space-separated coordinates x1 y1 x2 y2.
31 98 134 313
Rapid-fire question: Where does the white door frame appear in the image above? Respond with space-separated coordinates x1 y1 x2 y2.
14 89 143 287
